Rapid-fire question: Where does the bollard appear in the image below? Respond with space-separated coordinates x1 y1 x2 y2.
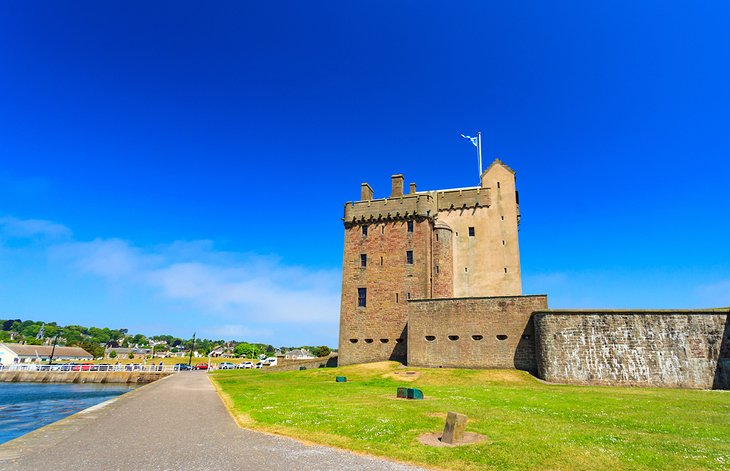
441 411 467 444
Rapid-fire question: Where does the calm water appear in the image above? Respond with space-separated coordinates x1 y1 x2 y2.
0 383 138 444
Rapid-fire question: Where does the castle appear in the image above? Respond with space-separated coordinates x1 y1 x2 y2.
338 160 729 389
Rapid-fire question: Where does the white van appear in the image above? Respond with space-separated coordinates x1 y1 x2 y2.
264 357 278 366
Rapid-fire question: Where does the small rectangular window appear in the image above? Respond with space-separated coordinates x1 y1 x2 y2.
406 250 413 265
504 267 508 273
380 256 383 265
502 240 505 246
497 181 501 189
395 293 399 303
362 225 368 236
381 226 385 235
407 292 411 300
357 288 367 307
360 254 367 267
468 227 475 237
435 265 439 274
407 221 414 233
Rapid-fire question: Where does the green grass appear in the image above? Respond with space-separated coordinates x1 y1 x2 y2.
210 362 730 470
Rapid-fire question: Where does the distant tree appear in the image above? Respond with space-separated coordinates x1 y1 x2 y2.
312 346 331 357
128 352 135 359
109 350 117 358
266 345 275 354
80 341 104 359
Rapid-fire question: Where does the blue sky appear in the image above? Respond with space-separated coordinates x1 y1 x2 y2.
1 1 728 346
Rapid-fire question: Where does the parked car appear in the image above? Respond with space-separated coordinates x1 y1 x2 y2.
264 357 278 366
255 362 263 369
236 362 253 369
72 362 94 371
194 362 208 370
218 362 235 370
175 363 192 371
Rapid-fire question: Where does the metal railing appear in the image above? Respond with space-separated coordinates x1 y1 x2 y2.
0 364 195 373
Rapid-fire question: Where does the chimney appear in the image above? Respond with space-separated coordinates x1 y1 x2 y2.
361 183 374 201
409 182 417 194
391 174 404 197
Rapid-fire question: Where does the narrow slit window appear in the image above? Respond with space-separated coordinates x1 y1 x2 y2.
407 220 414 233
465 267 468 272
501 216 504 221
435 265 439 274
380 256 383 265
502 240 505 246
381 226 385 235
504 267 508 273
406 250 413 265
395 293 399 303
435 233 439 241
360 254 367 267
357 288 367 307
497 181 501 188
468 227 475 237
362 225 368 236
407 292 411 300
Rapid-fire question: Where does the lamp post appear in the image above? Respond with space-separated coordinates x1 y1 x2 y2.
188 332 196 368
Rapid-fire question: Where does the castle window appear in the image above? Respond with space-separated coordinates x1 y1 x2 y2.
502 240 505 246
396 293 399 303
472 335 483 341
497 181 501 189
365 338 373 343
448 335 459 341
380 256 383 265
406 250 413 264
496 335 508 341
504 267 508 273
362 225 368 236
360 254 367 267
465 267 468 272
435 265 439 274
407 292 411 300
357 288 367 307
425 336 436 342
468 227 475 237
349 339 358 343
435 233 439 241
380 338 389 344
407 221 414 233
501 216 504 221
381 226 385 235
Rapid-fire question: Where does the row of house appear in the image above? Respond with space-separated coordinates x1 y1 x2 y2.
0 343 93 365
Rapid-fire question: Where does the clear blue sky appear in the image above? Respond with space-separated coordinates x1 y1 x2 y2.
1 1 728 346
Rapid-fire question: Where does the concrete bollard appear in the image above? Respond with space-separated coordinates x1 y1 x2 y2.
441 411 467 444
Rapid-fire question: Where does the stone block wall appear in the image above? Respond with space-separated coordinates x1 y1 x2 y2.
407 295 548 371
534 310 730 389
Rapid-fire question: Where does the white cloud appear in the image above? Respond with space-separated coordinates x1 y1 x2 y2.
50 236 341 326
0 216 71 239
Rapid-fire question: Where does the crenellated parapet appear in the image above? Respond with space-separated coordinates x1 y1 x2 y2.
435 187 490 212
343 193 436 226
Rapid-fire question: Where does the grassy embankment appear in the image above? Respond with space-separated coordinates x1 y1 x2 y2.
211 362 730 470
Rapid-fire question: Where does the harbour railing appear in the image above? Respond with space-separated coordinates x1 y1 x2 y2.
0 364 196 373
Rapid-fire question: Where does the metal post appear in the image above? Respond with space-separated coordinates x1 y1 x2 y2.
188 332 196 367
477 131 483 176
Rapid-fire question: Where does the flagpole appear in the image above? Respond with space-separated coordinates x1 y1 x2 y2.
477 131 482 176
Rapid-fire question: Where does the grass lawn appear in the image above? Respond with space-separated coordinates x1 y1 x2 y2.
210 362 730 470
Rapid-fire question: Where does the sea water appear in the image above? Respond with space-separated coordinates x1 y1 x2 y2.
0 382 137 444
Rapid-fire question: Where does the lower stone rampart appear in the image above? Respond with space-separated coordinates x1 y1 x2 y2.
0 371 171 383
407 295 548 370
534 310 730 389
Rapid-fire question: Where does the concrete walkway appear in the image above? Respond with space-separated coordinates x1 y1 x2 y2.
0 372 424 470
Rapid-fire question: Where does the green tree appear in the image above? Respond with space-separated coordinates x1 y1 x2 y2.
109 350 117 359
312 346 331 357
128 352 135 359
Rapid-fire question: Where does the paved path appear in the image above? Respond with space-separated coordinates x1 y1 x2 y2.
0 373 424 470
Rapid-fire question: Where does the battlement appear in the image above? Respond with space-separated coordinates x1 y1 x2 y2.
343 193 436 225
435 187 490 211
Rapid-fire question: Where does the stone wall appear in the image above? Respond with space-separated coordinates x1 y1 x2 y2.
534 310 730 389
0 371 171 383
407 295 548 370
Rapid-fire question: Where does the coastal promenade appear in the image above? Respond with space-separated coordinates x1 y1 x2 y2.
0 372 423 470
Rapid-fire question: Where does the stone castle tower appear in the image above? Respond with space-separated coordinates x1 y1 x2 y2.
338 159 522 365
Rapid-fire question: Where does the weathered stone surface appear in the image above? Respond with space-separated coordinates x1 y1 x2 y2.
407 295 548 371
534 310 730 389
442 412 467 444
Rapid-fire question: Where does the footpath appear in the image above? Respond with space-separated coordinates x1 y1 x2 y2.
0 372 423 471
